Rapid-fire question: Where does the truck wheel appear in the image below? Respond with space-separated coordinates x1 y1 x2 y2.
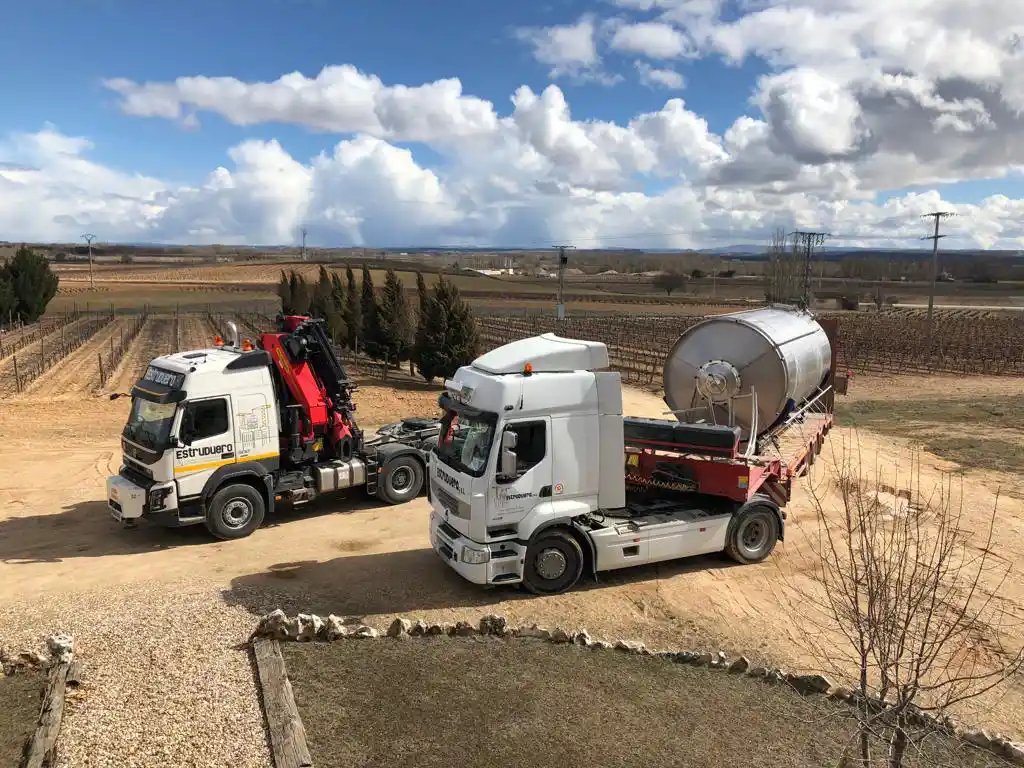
522 529 584 595
377 456 424 505
205 483 266 540
725 502 779 565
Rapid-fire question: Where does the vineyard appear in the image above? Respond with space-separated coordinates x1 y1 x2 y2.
475 309 1024 382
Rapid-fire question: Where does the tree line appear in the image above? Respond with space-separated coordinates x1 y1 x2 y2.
0 246 60 325
278 264 481 383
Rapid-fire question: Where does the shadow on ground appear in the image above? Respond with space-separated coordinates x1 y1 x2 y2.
0 492 394 564
221 545 742 620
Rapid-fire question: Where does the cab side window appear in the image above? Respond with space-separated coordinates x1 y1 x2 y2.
508 421 546 473
185 399 229 441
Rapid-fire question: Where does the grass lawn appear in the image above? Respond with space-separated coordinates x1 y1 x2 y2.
0 671 45 767
837 394 1024 475
280 637 1010 768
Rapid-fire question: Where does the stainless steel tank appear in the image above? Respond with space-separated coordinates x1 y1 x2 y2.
663 306 832 439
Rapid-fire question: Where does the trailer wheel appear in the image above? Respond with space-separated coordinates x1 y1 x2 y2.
725 502 779 565
377 455 424 505
205 483 266 540
522 529 584 595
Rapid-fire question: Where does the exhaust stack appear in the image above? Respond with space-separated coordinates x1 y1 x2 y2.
225 321 240 349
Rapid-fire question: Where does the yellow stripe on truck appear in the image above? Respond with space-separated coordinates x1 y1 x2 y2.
173 451 280 475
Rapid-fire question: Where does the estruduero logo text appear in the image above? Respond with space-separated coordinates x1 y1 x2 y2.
176 444 233 461
435 464 464 495
499 489 534 503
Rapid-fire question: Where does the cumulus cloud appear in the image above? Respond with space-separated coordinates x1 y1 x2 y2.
635 62 686 89
3 121 1023 250
10 0 1024 250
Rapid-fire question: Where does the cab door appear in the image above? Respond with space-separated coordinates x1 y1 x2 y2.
174 396 234 500
488 418 552 528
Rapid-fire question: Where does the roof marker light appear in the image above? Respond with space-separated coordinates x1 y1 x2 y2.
523 362 533 375
213 335 224 346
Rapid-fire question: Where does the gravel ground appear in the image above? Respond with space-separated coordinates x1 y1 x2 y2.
0 579 272 768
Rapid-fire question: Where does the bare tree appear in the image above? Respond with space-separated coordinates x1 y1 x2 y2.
785 436 1023 768
765 226 802 303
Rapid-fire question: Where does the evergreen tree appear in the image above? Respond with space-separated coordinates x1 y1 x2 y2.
411 271 430 374
277 270 292 314
309 265 333 319
0 274 15 323
360 264 382 359
1 246 59 322
288 271 311 314
377 269 412 369
343 266 361 351
327 272 347 343
416 276 480 383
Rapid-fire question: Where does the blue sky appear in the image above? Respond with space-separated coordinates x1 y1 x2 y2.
1 0 1021 248
1 0 765 181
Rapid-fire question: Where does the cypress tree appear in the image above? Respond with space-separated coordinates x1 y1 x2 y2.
2 246 59 322
277 270 292 314
343 266 361 351
327 272 347 343
310 265 333 319
360 265 382 359
378 269 412 370
416 276 480 382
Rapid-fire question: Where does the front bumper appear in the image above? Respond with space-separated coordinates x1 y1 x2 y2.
428 509 525 586
106 474 147 522
106 474 185 526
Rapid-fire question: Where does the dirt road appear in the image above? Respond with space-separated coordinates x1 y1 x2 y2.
0 375 1021 766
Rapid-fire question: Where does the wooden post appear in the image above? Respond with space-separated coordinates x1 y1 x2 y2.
98 353 105 386
13 354 20 393
24 658 72 768
61 324 66 354
253 638 313 768
40 335 44 369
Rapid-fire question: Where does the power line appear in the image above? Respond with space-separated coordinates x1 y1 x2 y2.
787 231 830 309
921 211 957 349
81 233 97 290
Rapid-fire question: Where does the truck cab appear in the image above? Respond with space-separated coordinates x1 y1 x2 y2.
428 334 627 592
107 342 281 537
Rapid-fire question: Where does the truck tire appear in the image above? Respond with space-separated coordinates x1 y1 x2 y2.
522 529 584 595
204 483 266 540
724 502 779 565
377 455 424 505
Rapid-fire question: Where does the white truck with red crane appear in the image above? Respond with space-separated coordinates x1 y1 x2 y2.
107 315 439 539
427 305 847 594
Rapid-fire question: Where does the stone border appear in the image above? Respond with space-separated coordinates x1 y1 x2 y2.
252 610 1024 765
4 634 79 768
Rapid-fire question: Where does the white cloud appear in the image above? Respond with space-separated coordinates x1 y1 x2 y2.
513 16 622 84
3 120 1024 250
635 61 686 89
105 66 499 142
610 21 692 58
12 0 1024 251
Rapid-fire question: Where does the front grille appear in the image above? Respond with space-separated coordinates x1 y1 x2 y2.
434 487 468 519
439 521 462 541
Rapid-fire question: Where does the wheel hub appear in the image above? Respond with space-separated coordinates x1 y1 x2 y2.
536 548 567 580
223 498 253 529
741 519 767 551
391 467 412 492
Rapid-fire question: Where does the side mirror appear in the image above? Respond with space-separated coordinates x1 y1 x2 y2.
498 430 518 479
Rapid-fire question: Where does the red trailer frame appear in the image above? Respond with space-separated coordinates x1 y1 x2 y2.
623 317 846 508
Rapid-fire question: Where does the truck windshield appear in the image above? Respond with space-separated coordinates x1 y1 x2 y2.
123 398 177 450
436 407 496 478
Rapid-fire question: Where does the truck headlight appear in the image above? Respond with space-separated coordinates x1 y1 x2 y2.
148 487 172 511
461 546 490 565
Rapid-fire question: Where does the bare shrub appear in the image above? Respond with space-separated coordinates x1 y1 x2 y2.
782 433 1024 767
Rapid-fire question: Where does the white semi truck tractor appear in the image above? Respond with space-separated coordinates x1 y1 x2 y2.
427 306 843 595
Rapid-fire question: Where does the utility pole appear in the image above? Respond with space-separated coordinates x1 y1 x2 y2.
553 245 575 321
300 227 308 262
921 211 956 349
788 231 830 309
81 233 97 290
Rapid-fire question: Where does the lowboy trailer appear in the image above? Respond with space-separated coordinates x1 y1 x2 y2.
427 306 848 595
